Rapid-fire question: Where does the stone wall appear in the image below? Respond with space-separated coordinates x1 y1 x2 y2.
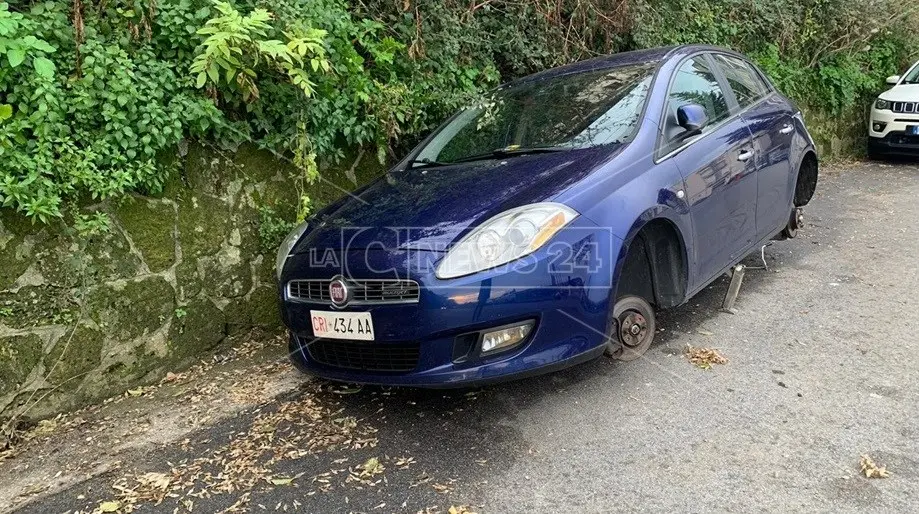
0 143 383 420
803 107 867 159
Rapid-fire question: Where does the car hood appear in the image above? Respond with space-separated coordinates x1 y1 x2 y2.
881 84 919 102
293 145 620 252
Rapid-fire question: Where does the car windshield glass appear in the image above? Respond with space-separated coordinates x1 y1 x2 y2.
413 63 657 165
903 64 919 84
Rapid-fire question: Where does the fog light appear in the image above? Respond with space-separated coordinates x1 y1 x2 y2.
873 122 886 132
481 320 535 354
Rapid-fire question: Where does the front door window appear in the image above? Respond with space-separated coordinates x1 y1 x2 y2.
661 56 731 154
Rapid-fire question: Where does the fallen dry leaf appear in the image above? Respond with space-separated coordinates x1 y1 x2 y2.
359 456 384 477
860 454 890 478
684 345 728 370
99 500 121 512
138 471 171 492
33 418 59 436
14 483 49 500
395 455 416 469
332 385 363 395
449 507 478 514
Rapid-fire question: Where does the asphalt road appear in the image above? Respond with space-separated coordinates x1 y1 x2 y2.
14 161 919 513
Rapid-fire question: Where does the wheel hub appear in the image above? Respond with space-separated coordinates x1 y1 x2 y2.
793 208 804 230
619 311 649 348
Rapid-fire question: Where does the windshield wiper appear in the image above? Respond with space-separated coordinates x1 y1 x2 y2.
406 158 450 169
450 146 569 164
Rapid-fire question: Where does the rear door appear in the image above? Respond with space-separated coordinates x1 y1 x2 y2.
712 53 795 240
658 54 758 289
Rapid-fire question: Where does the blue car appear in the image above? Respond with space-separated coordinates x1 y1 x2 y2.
276 45 819 387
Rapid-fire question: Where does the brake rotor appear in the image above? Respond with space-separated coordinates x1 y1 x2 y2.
604 295 656 362
792 208 804 231
619 311 649 348
782 207 804 239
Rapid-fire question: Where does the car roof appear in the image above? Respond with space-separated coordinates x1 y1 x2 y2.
509 44 744 86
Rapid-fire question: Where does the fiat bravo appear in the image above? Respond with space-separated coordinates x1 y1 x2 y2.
276 45 819 386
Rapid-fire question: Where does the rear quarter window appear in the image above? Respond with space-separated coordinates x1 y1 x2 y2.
712 54 771 110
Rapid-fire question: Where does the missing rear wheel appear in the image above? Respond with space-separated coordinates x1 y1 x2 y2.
781 207 804 239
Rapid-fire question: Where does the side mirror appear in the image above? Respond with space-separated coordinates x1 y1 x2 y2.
886 75 901 85
676 104 708 137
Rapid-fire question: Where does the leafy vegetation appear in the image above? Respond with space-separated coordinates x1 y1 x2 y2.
631 0 916 129
257 205 295 252
1 0 917 222
0 1 221 221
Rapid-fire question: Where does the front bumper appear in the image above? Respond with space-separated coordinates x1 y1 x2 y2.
279 219 617 386
868 133 919 157
868 106 919 139
286 318 608 388
869 106 919 156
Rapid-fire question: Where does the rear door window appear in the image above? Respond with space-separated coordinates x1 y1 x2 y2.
712 54 771 110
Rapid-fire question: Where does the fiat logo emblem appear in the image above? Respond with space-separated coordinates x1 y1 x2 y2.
329 278 350 307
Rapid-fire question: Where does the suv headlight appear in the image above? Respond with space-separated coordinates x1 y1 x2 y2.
436 202 578 279
875 98 891 110
275 220 309 280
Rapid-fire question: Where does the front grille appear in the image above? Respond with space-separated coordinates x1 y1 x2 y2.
305 339 420 372
287 278 420 305
892 101 919 114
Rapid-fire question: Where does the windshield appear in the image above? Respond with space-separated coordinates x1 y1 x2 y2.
903 63 919 84
413 62 657 165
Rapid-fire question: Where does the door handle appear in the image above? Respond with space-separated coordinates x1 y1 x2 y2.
779 124 794 134
737 149 754 162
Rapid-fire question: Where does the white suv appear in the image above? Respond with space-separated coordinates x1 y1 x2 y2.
869 61 919 158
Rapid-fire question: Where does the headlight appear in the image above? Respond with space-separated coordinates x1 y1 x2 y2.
436 202 578 279
276 220 309 280
875 98 891 110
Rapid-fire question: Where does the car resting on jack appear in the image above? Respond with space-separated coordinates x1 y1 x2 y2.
275 45 819 387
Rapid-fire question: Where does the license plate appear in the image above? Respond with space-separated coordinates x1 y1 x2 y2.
908 125 919 136
310 310 374 340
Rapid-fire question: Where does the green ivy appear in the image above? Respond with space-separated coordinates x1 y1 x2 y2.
1 0 917 222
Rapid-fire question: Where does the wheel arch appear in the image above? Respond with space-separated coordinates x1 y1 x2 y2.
613 214 690 309
793 150 819 207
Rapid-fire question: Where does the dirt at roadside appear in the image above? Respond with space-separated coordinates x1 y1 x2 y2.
0 330 302 512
